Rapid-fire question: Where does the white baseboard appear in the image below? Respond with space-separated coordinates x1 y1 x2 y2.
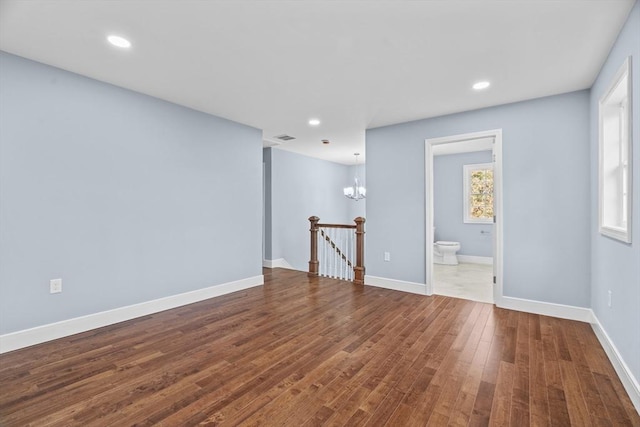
364 275 427 295
263 258 299 270
497 296 595 323
364 277 592 324
0 274 264 354
590 313 640 413
457 255 493 265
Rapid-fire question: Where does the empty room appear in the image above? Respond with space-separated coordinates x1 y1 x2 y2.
1 1 639 425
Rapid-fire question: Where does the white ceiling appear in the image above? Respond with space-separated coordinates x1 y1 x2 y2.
0 0 634 164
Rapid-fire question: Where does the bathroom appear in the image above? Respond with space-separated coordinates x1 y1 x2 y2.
432 141 494 303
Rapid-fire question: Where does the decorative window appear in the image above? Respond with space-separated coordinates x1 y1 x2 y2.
463 163 494 224
599 57 632 243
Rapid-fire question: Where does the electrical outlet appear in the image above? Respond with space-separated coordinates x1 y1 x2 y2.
50 278 62 294
608 290 612 308
384 252 391 262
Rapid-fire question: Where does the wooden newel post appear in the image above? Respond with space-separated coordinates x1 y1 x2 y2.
308 216 320 277
354 217 365 285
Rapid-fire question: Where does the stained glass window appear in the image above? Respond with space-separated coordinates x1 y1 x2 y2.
463 163 494 223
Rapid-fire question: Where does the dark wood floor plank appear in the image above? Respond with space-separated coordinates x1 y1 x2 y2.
558 359 593 427
321 386 372 426
563 321 612 426
510 311 531 427
592 372 637 427
541 315 573 427
384 402 416 426
529 316 551 427
234 350 356 426
0 268 637 426
429 302 487 424
448 305 493 426
469 381 496 427
469 309 506 426
575 322 640 426
406 299 480 425
488 361 515 426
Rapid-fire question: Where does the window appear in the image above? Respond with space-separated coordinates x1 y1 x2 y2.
599 57 632 243
463 162 494 224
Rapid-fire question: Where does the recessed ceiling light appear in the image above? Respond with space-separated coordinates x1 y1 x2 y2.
107 35 131 49
308 119 321 126
473 81 490 90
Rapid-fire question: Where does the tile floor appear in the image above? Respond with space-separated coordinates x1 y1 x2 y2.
433 262 493 303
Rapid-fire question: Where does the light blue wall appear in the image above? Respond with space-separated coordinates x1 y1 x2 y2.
0 52 263 335
366 90 591 307
434 151 493 257
589 0 640 389
263 148 273 260
268 148 355 271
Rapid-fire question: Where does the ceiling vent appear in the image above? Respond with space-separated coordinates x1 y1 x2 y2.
274 134 296 141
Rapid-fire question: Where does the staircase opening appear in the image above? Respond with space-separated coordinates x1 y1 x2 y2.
308 216 365 284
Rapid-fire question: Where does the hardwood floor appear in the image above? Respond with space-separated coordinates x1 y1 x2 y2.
1 268 638 426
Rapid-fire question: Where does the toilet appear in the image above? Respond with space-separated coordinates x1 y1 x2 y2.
433 241 461 265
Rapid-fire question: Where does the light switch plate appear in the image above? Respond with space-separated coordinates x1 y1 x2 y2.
50 278 62 294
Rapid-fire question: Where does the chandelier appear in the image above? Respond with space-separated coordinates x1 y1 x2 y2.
344 153 366 201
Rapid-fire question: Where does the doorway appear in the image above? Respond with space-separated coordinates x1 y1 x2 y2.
425 129 503 304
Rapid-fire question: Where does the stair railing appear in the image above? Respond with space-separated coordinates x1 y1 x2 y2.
308 216 365 285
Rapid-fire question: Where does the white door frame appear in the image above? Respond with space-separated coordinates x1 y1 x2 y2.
425 129 503 304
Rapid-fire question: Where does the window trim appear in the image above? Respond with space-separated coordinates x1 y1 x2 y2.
463 162 494 224
599 56 633 243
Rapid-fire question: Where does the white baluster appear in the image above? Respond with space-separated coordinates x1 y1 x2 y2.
325 228 329 277
329 228 334 278
320 229 324 277
338 228 344 280
338 228 343 280
347 229 351 280
344 228 348 280
323 228 327 277
344 229 348 280
328 228 332 278
333 228 340 279
318 229 321 277
343 228 347 281
318 229 322 277
336 228 340 280
350 228 354 280
332 228 337 278
324 228 328 278
340 228 347 280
